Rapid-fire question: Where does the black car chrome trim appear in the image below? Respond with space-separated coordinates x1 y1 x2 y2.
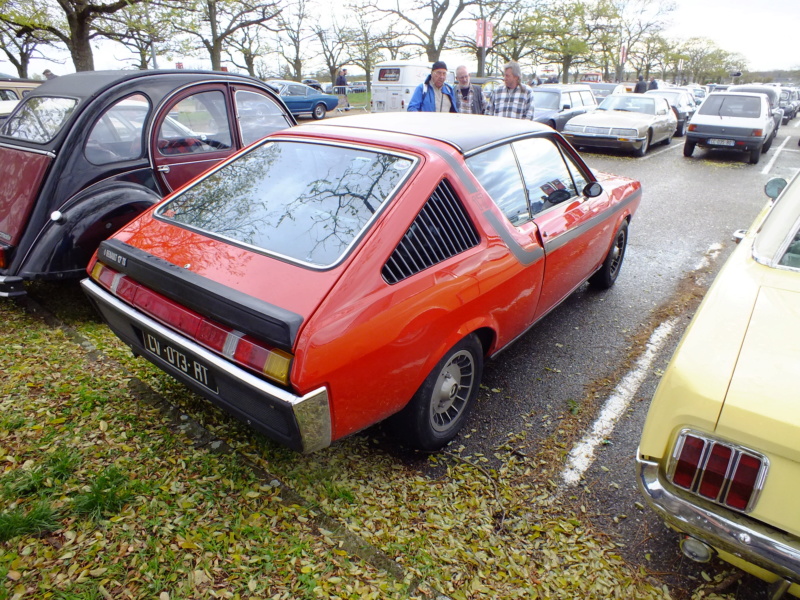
0 141 56 158
637 456 800 583
82 279 331 453
97 239 303 351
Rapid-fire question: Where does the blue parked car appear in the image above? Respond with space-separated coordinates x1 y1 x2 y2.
267 80 339 119
532 84 598 131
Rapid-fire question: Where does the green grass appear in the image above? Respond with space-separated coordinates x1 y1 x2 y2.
72 466 132 519
0 502 59 542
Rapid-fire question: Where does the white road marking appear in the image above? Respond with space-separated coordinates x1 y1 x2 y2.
639 140 683 160
561 318 678 486
561 241 724 486
694 242 723 270
761 135 791 175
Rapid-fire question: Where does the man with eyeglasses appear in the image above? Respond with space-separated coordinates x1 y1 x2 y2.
408 61 458 113
454 66 486 115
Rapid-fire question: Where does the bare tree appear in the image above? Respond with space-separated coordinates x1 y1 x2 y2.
174 0 281 71
227 25 274 76
2 0 153 71
313 21 351 83
0 15 56 78
99 1 182 69
364 0 477 62
275 0 313 80
612 0 674 82
345 11 388 93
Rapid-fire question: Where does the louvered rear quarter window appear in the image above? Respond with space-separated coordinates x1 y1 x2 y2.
382 180 479 284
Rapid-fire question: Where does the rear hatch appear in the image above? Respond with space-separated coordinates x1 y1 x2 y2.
94 136 416 354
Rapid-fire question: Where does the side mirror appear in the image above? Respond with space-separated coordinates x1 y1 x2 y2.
562 104 571 110
583 182 603 198
764 177 787 200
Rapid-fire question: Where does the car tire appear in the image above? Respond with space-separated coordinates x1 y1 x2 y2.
392 334 484 451
634 132 650 157
312 103 327 120
749 147 761 165
676 119 686 137
763 136 773 153
589 221 628 290
683 140 695 157
663 131 672 145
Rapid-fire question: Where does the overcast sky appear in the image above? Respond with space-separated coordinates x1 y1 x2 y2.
8 0 800 78
665 0 798 71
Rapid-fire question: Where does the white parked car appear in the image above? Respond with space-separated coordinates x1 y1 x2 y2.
684 92 776 165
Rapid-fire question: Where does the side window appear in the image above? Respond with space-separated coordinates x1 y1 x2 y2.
85 93 150 165
158 90 232 155
288 85 306 96
465 144 529 226
568 92 584 108
0 90 17 101
235 90 292 146
559 146 589 196
580 91 595 106
513 137 580 216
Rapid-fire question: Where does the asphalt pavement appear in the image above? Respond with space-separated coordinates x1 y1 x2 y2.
451 118 800 599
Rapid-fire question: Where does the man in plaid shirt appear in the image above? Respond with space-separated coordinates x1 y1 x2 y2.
485 61 535 120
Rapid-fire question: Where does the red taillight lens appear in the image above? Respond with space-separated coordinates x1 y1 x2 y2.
687 124 696 132
0 246 7 269
698 443 732 500
726 454 762 511
669 431 767 513
91 261 293 385
673 434 706 488
752 129 763 136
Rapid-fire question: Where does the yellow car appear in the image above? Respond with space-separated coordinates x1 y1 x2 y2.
637 175 800 598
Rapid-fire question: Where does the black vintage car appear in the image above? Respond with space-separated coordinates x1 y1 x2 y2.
0 70 296 297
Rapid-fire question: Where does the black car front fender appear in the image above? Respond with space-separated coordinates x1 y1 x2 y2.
17 183 161 280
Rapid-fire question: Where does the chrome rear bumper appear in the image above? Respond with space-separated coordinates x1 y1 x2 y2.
636 455 800 583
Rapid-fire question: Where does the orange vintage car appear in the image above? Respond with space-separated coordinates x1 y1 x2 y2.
82 113 641 452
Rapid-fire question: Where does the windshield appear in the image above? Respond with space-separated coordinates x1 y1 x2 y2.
698 95 761 118
598 95 655 114
156 140 415 268
532 91 560 111
0 96 78 143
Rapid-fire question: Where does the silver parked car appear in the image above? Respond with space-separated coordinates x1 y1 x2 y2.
684 92 776 165
562 93 677 157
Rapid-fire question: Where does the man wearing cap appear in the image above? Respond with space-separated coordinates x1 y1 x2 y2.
408 61 457 113
485 61 534 120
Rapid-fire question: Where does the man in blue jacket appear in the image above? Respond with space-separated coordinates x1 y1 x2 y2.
407 61 458 113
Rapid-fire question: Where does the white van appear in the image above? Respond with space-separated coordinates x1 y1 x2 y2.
370 61 434 112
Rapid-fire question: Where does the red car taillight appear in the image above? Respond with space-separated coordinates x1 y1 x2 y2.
0 245 8 269
687 124 696 132
90 262 293 385
668 431 768 513
752 129 763 137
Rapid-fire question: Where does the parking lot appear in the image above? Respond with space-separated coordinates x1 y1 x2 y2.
2 117 799 599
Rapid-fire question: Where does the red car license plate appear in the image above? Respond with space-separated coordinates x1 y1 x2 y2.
139 328 218 392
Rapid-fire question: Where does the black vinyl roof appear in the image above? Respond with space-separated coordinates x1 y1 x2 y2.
308 112 552 155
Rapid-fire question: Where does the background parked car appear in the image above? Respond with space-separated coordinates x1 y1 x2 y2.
779 87 798 122
0 69 295 298
349 81 367 93
585 82 627 102
267 80 339 119
0 76 40 101
645 88 697 136
532 83 598 131
637 174 800 599
730 84 784 132
562 93 677 156
301 78 323 91
684 91 775 164
82 112 642 453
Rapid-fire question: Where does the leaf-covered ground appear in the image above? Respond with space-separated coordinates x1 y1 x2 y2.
0 288 728 599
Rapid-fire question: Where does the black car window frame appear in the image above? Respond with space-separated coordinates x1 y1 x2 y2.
156 89 233 156
84 93 151 165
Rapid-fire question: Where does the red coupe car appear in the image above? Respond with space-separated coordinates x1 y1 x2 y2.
82 113 642 452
